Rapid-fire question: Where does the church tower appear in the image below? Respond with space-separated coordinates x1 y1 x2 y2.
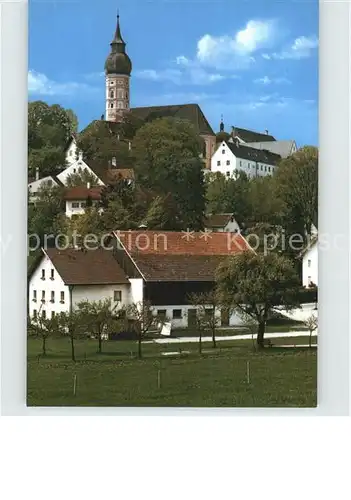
104 14 132 122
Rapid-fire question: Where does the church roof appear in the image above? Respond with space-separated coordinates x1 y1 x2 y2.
232 126 276 143
131 103 215 136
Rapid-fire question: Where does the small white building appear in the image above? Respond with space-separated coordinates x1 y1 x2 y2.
65 135 81 165
204 213 240 233
64 185 103 218
56 157 105 186
28 170 60 203
28 247 132 321
211 140 281 179
301 237 318 288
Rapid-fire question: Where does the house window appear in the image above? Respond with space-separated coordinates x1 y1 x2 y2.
33 290 37 302
42 310 46 319
261 165 263 171
157 309 167 318
80 202 86 208
205 308 214 318
265 166 267 172
239 161 242 167
33 309 37 319
51 291 55 303
172 309 182 319
308 259 311 267
114 290 122 302
72 202 79 208
41 291 45 302
268 166 271 172
50 269 54 280
222 149 225 154
41 269 45 280
51 311 56 319
226 160 230 165
217 161 220 166
60 291 65 303
226 172 230 177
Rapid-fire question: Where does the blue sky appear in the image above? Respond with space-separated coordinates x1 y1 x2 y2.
29 0 318 146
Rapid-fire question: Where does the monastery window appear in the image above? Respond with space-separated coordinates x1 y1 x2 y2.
73 169 76 173
268 166 271 172
226 160 230 165
114 290 122 302
51 311 56 319
41 269 45 280
50 269 54 280
42 310 46 319
60 292 65 303
51 291 55 303
265 166 267 172
217 161 220 166
308 260 311 268
239 161 242 167
172 309 182 319
41 290 45 302
260 165 263 171
33 290 37 302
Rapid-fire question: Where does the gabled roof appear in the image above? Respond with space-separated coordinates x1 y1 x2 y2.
204 213 236 228
244 140 296 158
131 103 215 136
112 230 251 282
88 160 134 184
34 248 129 285
64 186 103 201
231 126 276 143
226 141 281 165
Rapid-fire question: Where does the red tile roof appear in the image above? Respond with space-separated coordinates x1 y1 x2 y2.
64 186 103 201
113 230 251 256
43 247 129 285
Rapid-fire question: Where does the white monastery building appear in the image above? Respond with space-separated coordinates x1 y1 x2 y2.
301 237 318 288
211 140 281 178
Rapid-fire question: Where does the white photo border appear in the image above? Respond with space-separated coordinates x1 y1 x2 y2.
0 0 349 415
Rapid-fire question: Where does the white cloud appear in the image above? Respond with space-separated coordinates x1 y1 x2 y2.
28 70 97 96
263 35 318 60
254 76 291 85
196 19 277 69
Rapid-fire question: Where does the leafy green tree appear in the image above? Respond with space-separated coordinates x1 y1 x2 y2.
28 101 78 178
57 308 85 362
275 146 318 246
28 311 61 356
77 299 121 353
188 290 221 351
125 301 163 359
133 117 206 230
205 171 251 222
65 167 101 187
216 252 300 348
247 175 284 227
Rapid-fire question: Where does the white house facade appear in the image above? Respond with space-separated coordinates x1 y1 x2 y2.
302 239 318 288
56 158 105 186
64 186 103 218
211 141 281 179
204 213 240 233
65 136 80 165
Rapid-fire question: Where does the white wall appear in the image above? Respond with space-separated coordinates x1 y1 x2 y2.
302 243 318 287
28 176 59 195
211 142 277 179
151 305 245 329
57 159 105 186
72 284 130 310
65 200 102 218
129 279 144 306
65 139 79 165
29 254 70 319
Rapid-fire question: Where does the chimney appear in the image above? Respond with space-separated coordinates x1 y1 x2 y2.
87 182 91 190
265 129 269 135
35 167 40 181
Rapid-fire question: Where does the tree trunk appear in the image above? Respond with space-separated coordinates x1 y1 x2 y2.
70 333 76 362
309 329 312 348
42 336 47 356
138 330 142 359
212 328 216 349
199 329 202 355
98 332 102 353
257 321 266 348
